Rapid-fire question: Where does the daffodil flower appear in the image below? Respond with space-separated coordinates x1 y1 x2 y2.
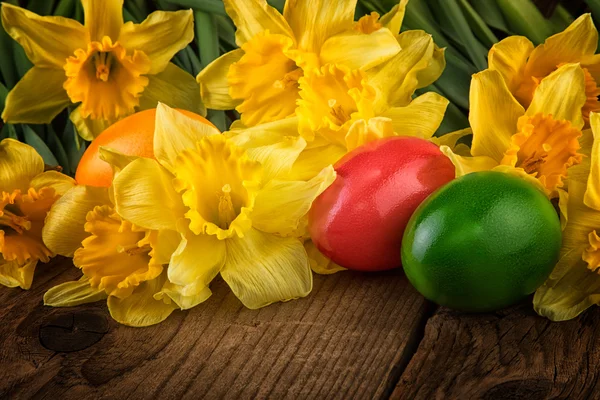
42 152 191 327
533 112 600 320
198 0 414 127
0 139 75 289
1 1 203 140
104 103 335 310
488 14 600 126
441 63 587 198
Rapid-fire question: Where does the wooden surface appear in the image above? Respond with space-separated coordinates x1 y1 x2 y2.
1 257 599 400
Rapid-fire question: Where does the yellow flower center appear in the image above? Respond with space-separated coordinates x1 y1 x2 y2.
228 31 303 127
0 188 56 264
63 36 151 120
297 64 376 145
501 113 582 194
355 12 382 34
173 135 262 240
74 205 161 299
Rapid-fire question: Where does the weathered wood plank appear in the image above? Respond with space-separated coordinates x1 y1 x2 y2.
0 257 428 399
392 302 600 400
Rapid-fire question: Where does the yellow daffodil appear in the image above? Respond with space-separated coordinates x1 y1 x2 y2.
42 153 191 327
198 0 421 127
488 14 600 126
441 63 587 198
1 1 204 140
534 112 600 320
0 139 75 289
105 103 335 310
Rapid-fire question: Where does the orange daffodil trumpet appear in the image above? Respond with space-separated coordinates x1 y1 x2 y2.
0 139 75 290
1 0 204 140
488 14 600 126
197 0 446 129
43 104 335 326
534 113 600 320
441 63 587 199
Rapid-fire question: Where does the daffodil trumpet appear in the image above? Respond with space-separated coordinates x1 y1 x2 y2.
441 63 587 199
534 112 600 320
1 0 204 140
0 139 75 290
43 103 335 326
198 0 445 128
488 14 600 126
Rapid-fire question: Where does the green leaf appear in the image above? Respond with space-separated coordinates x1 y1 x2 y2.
548 5 574 33
497 0 554 45
53 0 75 17
28 0 56 16
0 20 18 88
23 125 58 166
196 11 220 67
207 110 227 132
65 120 85 174
124 2 145 23
215 15 237 50
7 124 18 139
123 7 137 24
458 0 498 48
174 49 193 74
402 0 450 47
12 42 33 79
267 0 285 13
0 81 8 113
430 0 488 71
73 0 84 24
46 125 70 172
161 0 227 16
469 0 510 32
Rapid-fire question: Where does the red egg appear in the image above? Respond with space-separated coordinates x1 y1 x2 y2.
308 136 455 271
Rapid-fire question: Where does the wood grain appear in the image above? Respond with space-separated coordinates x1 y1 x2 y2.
392 302 600 400
0 257 429 399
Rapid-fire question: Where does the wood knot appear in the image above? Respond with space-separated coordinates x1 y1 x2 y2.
483 379 552 400
39 312 109 352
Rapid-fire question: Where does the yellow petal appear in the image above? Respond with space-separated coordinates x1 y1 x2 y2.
534 247 600 321
368 30 434 109
526 14 598 79
416 44 445 90
251 165 335 236
44 275 108 306
153 229 181 265
469 69 525 161
381 92 448 139
320 28 401 71
558 188 568 231
488 36 534 93
139 62 205 116
221 228 312 309
0 139 44 193
107 274 178 327
526 63 586 130
168 232 225 289
113 158 186 231
225 0 294 46
430 128 472 154
1 3 88 68
227 115 299 140
154 278 212 310
30 171 76 196
288 142 347 181
305 240 346 274
345 117 395 151
380 0 408 35
98 147 139 177
42 185 110 257
284 0 356 52
244 136 306 182
440 146 498 177
2 67 70 124
585 112 600 210
197 49 244 110
0 259 36 289
119 10 194 74
561 180 600 249
153 103 220 172
70 105 116 141
81 0 123 42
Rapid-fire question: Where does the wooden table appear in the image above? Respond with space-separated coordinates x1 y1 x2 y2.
1 257 599 399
